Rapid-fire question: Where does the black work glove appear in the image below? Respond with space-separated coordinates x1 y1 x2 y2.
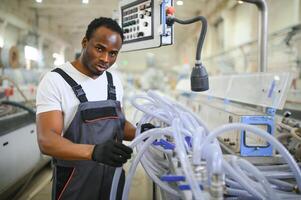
140 123 156 141
92 140 133 167
140 123 156 133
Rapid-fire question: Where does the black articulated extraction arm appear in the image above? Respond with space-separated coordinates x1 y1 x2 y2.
0 100 36 119
166 14 209 92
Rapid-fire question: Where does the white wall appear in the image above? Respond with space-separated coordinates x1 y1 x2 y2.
201 0 301 74
268 0 300 33
224 3 257 49
206 0 300 54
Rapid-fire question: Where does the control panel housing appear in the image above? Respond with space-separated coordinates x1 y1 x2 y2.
119 0 173 51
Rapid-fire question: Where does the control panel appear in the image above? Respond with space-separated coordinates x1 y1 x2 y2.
122 1 152 42
119 0 173 51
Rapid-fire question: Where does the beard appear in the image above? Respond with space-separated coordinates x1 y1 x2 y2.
82 58 104 77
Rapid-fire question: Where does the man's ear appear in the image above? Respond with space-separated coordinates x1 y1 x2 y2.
82 37 88 48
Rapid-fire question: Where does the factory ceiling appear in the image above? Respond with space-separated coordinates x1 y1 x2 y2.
0 0 233 51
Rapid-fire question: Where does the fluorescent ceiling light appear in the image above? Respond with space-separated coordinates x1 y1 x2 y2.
176 1 184 6
82 0 89 4
36 0 43 3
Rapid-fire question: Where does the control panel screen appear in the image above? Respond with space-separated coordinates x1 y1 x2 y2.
121 0 153 44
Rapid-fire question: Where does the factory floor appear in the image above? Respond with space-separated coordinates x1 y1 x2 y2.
17 161 153 200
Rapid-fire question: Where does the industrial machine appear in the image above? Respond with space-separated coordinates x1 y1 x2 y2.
177 72 293 157
277 111 301 162
111 89 301 200
0 71 50 199
115 0 301 199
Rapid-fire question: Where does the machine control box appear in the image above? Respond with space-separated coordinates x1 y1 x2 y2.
177 95 274 157
122 1 152 42
119 0 173 51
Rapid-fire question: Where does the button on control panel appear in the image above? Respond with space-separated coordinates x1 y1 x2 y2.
121 0 153 43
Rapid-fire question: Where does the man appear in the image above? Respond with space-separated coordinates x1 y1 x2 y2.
36 17 136 200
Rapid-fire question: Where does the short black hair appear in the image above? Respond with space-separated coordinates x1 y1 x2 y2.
85 17 124 42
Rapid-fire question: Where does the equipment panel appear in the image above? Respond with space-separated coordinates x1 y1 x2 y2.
122 0 153 43
120 0 173 51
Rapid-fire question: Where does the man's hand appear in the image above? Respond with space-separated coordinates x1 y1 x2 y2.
92 140 133 167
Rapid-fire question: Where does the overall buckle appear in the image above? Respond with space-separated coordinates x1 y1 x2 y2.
72 85 85 97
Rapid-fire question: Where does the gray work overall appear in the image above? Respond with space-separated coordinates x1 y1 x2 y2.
51 68 125 200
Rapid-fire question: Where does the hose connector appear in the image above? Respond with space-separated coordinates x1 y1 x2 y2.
166 16 175 26
210 173 224 200
191 62 209 92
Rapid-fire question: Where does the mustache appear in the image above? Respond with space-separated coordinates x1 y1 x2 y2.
96 63 109 69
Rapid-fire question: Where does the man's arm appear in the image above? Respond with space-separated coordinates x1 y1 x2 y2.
37 110 94 160
123 119 136 141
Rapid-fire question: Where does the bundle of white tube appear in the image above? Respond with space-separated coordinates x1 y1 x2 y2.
113 91 212 200
200 123 301 189
110 91 301 200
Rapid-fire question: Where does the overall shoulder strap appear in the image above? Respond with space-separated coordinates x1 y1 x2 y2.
52 68 88 103
105 71 116 100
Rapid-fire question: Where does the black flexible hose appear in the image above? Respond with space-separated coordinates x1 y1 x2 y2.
167 15 209 91
0 100 36 117
167 16 207 61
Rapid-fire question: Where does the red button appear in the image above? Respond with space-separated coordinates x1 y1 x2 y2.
166 6 175 16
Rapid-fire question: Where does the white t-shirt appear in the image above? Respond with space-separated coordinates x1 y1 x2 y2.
36 62 124 133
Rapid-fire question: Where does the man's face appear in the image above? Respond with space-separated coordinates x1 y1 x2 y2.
81 26 122 77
